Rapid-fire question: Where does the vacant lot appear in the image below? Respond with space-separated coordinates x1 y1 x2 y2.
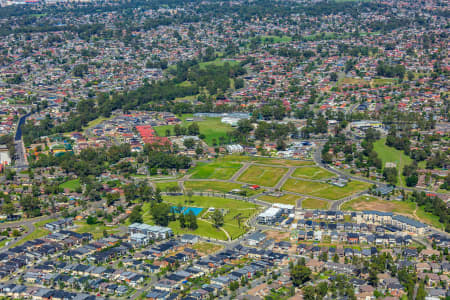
282 179 370 200
222 155 315 167
302 198 329 209
74 221 120 239
259 194 299 205
292 167 335 180
341 196 443 229
190 161 242 180
191 242 223 255
238 165 287 187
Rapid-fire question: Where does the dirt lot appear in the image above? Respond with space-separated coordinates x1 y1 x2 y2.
265 230 290 242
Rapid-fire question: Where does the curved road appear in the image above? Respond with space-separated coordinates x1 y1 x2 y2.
0 215 55 251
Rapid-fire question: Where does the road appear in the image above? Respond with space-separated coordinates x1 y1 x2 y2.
12 113 31 170
0 215 55 251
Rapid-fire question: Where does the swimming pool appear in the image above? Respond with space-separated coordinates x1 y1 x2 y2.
171 206 203 216
183 207 203 216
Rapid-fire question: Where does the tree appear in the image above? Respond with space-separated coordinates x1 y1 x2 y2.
237 119 253 135
302 286 315 300
383 167 398 185
151 203 170 226
73 64 88 77
406 174 418 187
290 263 311 286
154 187 163 203
2 203 15 215
330 72 338 81
183 138 195 149
416 281 427 300
179 213 186 228
195 145 203 156
333 253 339 263
187 123 200 135
186 210 198 230
322 152 333 164
5 169 15 180
129 205 143 223
211 209 224 228
86 215 97 225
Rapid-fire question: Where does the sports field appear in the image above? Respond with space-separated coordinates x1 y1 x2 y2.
190 161 242 180
292 166 335 180
238 165 287 187
154 114 233 146
282 179 370 200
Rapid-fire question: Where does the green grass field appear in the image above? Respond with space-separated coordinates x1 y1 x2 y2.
142 195 260 240
198 58 240 69
221 155 315 167
86 116 112 129
282 179 370 200
15 218 57 246
154 115 233 146
260 35 292 43
292 167 335 180
183 181 260 196
302 198 329 210
190 161 242 180
238 165 288 187
155 181 180 192
373 138 425 186
258 194 299 205
74 221 119 239
371 78 397 87
169 219 227 240
59 179 81 191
